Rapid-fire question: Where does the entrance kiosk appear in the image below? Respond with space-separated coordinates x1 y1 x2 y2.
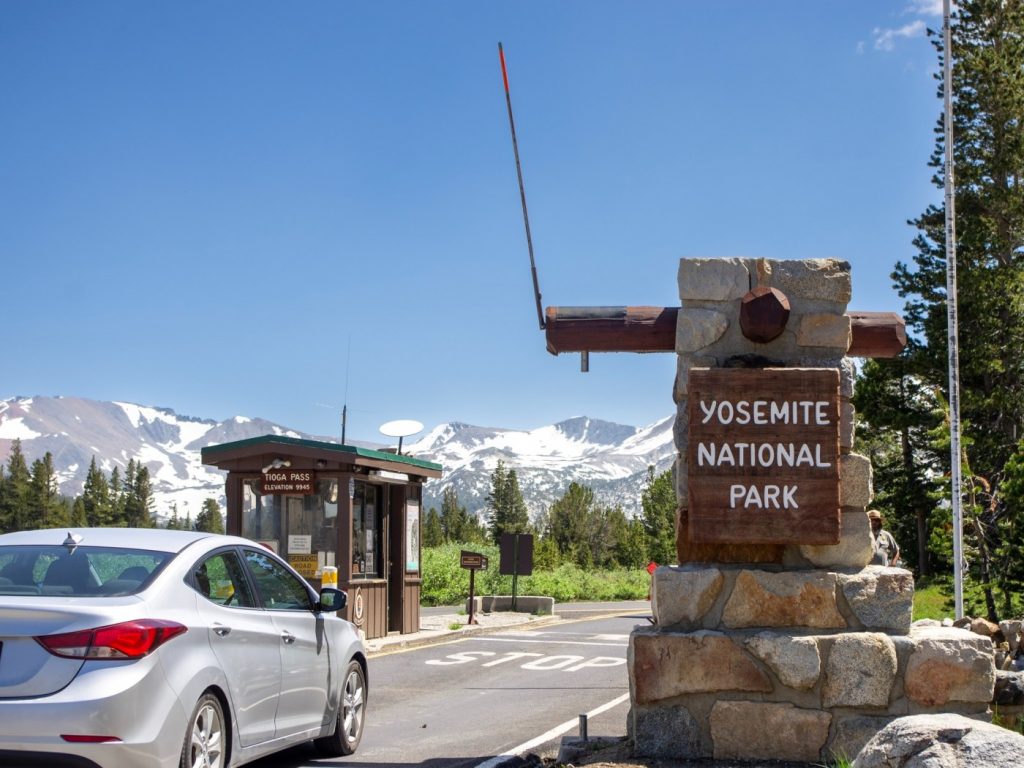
202 435 442 640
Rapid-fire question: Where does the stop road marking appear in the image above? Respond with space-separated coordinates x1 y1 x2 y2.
426 650 625 672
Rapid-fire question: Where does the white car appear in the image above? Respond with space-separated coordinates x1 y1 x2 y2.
0 527 366 768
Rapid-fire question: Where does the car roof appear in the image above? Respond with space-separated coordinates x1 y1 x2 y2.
0 527 248 554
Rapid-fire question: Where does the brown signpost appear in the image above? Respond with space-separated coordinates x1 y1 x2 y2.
461 550 488 625
687 368 840 545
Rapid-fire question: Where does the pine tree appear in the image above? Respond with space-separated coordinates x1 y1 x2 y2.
194 498 225 533
0 439 31 532
859 0 1024 616
81 457 114 527
439 485 479 544
109 466 126 524
485 461 530 544
29 453 70 529
166 503 183 530
640 467 677 566
423 507 444 547
124 464 155 528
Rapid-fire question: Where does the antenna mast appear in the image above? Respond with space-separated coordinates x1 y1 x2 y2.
499 42 545 330
942 0 964 619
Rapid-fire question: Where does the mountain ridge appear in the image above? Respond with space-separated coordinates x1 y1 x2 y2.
0 396 675 521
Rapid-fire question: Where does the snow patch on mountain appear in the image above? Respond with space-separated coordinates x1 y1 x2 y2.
1 397 676 524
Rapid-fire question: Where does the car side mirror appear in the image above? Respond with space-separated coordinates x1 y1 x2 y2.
317 587 347 613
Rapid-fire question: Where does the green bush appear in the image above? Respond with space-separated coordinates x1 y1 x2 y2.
420 543 649 606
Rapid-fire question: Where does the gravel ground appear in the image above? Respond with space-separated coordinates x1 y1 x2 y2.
522 738 827 768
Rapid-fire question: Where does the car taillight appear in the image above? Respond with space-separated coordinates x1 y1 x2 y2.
37 620 187 659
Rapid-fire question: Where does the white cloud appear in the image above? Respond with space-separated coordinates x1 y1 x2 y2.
907 0 946 17
873 19 927 51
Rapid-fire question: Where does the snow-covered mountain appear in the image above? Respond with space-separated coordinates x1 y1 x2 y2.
408 415 676 517
0 396 675 521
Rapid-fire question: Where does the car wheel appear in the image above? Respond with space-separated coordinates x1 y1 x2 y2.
181 693 226 768
314 660 366 756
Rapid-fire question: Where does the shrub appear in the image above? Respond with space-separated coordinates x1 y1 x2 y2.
420 543 649 606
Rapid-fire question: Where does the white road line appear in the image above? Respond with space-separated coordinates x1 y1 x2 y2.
473 692 631 768
474 636 627 648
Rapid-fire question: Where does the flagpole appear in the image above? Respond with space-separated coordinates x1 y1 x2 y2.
942 0 965 619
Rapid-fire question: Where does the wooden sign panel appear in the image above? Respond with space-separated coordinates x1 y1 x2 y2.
687 368 840 545
460 550 489 570
261 470 315 495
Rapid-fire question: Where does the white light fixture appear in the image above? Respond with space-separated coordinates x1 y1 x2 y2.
261 458 292 473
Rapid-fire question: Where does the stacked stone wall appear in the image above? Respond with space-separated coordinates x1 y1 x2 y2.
628 257 996 763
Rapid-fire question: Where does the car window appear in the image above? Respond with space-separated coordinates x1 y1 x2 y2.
243 548 312 611
0 546 170 596
190 551 256 608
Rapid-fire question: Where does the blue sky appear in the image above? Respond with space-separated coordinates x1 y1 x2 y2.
1 2 946 442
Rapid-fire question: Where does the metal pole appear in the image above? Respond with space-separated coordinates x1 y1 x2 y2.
498 42 545 331
942 0 965 619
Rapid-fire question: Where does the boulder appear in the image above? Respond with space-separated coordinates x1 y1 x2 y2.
994 670 1024 706
852 713 1024 768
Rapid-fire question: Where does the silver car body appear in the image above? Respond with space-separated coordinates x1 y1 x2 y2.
0 527 366 768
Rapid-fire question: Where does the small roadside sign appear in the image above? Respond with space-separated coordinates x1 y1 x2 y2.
460 550 488 626
460 551 489 570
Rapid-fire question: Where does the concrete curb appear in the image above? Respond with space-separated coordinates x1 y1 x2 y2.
366 613 565 656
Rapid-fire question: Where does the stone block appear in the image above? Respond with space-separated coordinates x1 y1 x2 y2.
744 631 821 690
652 566 723 629
799 506 874 569
673 402 689 454
676 308 729 353
839 356 856 398
674 356 716 402
905 625 996 706
839 566 914 633
722 570 846 629
673 456 688 507
840 453 873 507
630 629 772 704
632 706 703 759
710 701 831 763
823 633 897 708
768 259 852 305
840 400 856 450
678 257 750 301
798 313 852 351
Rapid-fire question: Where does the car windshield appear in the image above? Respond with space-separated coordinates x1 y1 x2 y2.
0 545 173 596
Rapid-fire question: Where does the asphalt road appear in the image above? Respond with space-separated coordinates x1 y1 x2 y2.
250 604 651 768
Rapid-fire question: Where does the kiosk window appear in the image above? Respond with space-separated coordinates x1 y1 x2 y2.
241 479 337 580
352 482 381 579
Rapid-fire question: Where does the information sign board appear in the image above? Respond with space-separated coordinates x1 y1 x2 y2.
687 368 840 545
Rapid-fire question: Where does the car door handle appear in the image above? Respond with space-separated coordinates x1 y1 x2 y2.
281 632 296 644
213 625 231 637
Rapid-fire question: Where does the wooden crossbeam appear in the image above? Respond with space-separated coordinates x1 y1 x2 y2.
544 307 906 359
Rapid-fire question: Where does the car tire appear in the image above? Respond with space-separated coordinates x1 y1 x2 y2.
181 692 226 768
314 660 366 757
